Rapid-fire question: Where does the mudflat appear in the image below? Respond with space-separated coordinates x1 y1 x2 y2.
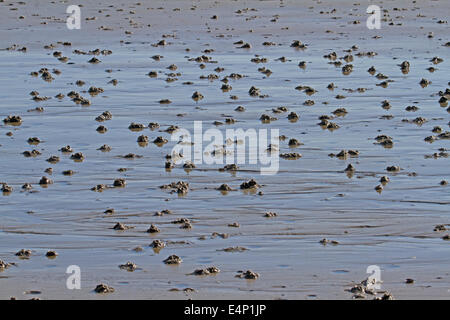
0 0 449 300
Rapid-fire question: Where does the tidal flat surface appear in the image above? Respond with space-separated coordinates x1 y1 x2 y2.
0 0 449 299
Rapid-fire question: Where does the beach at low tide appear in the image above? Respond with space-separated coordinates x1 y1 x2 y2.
0 0 449 299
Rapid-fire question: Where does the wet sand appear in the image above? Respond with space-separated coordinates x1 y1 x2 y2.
0 0 449 299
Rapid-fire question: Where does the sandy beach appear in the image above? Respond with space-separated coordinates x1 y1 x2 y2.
0 0 449 300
